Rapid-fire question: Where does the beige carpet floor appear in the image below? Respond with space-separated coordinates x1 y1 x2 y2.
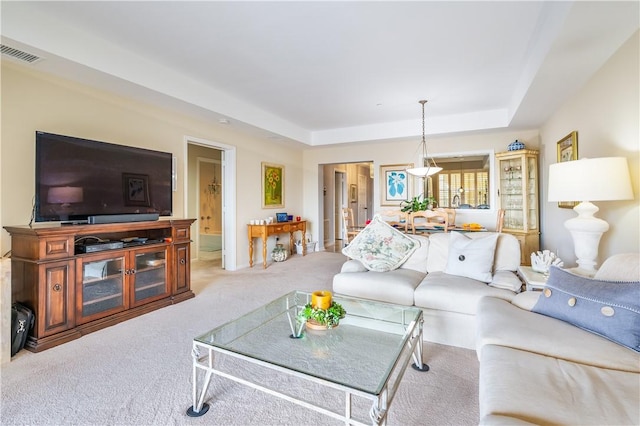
1 251 479 425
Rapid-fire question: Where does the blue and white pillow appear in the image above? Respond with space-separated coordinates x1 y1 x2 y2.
532 266 640 352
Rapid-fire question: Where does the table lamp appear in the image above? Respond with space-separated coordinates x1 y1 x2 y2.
548 157 633 276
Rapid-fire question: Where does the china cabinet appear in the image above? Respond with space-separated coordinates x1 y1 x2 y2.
496 149 540 265
4 219 195 352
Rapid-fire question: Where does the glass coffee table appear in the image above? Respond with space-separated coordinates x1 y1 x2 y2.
187 291 428 425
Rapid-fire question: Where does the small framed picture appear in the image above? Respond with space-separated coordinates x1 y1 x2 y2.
262 162 284 209
276 212 288 222
556 131 578 208
380 164 412 206
123 173 150 207
349 184 357 203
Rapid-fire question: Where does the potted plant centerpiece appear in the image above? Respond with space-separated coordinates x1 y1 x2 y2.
400 194 437 213
298 291 346 330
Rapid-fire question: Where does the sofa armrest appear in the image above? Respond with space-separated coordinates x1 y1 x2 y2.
340 259 368 273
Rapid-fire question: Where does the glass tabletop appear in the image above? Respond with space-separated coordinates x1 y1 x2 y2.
194 291 422 395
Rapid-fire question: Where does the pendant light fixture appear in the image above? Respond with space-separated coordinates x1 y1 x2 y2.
406 100 442 177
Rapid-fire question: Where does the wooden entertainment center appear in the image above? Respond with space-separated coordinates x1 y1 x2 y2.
4 219 196 352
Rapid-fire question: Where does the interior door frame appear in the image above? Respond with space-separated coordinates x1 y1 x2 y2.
185 136 237 271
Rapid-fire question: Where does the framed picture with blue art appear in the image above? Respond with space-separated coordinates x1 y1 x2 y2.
380 164 412 206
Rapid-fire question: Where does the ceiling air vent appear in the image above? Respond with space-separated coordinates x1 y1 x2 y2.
1 44 43 64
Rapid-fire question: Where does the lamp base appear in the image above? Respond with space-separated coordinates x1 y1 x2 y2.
565 201 609 275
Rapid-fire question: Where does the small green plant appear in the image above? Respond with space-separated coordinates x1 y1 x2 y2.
297 301 346 329
400 194 437 212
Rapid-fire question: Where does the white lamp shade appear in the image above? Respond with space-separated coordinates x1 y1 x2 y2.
548 157 633 202
406 166 443 177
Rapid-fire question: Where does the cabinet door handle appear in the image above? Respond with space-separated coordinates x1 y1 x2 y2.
52 284 62 292
180 259 186 265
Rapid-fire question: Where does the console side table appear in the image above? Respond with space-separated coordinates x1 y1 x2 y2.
248 220 306 268
517 265 548 291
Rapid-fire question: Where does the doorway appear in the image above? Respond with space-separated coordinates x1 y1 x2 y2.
186 136 237 271
197 158 222 261
321 162 373 251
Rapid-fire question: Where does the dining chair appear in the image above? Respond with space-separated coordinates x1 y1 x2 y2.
342 208 360 243
378 209 409 232
410 210 449 234
435 208 456 228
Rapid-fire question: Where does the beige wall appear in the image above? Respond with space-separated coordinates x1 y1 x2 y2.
0 62 305 268
303 31 639 265
540 30 639 266
303 129 541 246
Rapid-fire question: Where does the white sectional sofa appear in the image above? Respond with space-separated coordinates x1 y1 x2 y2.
333 216 640 424
476 254 640 425
332 217 523 349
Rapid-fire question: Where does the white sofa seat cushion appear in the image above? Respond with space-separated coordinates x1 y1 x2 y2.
414 271 516 315
333 268 425 306
479 344 640 426
476 297 640 372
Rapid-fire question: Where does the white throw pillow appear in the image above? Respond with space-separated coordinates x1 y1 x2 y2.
489 270 523 292
445 231 499 283
342 215 418 272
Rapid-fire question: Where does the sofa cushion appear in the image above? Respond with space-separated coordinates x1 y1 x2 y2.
445 232 499 283
333 268 424 306
414 271 516 315
426 232 520 273
479 344 640 426
532 266 640 352
477 296 640 372
489 270 522 292
594 252 640 282
342 215 418 272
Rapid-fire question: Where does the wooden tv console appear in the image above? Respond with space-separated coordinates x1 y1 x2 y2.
4 219 196 352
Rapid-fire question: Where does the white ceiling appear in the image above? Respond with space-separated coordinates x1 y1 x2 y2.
1 1 638 146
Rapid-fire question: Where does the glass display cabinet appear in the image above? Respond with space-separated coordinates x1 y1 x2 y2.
496 149 540 265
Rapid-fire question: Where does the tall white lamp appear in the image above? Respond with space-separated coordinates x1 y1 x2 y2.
548 157 633 276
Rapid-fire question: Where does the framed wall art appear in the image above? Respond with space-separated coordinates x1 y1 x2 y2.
557 131 578 209
380 164 412 206
556 131 578 208
349 184 357 203
261 162 284 208
123 173 150 207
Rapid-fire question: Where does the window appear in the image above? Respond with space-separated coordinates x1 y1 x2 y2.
432 154 491 209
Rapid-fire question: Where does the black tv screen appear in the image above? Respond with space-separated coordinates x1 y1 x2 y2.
35 131 173 223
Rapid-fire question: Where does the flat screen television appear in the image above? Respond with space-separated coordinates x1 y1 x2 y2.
35 131 173 223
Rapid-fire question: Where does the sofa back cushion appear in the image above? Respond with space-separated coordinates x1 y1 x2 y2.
426 232 520 273
400 234 430 273
594 253 640 282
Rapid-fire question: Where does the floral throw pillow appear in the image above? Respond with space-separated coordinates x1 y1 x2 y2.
342 215 418 272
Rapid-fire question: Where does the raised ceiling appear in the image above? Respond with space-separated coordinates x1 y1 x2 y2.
1 1 638 146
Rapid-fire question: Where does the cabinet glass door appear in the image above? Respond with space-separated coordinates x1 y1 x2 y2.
132 249 168 305
526 156 538 230
500 157 525 231
80 257 125 321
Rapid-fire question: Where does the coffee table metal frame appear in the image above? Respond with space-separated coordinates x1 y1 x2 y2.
187 291 428 425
